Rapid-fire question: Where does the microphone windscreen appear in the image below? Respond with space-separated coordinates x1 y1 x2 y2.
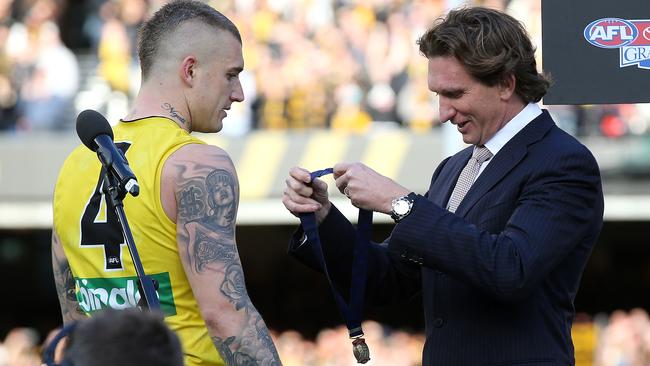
76 109 114 151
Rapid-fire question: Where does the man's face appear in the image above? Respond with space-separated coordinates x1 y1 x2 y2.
191 32 245 133
427 56 510 146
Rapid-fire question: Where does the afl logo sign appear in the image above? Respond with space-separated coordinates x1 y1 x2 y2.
584 18 638 48
584 18 650 70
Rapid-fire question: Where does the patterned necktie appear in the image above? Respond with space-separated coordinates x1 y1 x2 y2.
447 146 493 213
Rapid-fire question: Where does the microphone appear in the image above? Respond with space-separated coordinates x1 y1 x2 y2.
76 110 139 197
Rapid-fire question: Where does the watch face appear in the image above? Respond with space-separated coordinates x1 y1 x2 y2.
394 199 409 215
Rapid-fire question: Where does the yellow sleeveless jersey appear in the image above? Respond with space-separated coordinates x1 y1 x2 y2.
53 116 224 366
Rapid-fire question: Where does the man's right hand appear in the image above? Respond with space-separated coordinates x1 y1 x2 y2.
282 166 332 224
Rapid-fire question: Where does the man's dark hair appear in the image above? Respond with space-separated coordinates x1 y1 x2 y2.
62 309 183 366
137 0 242 80
417 7 551 103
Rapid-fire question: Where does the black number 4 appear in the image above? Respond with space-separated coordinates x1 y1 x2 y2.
79 142 131 271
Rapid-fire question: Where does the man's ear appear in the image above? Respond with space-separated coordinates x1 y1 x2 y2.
499 73 516 100
180 56 197 86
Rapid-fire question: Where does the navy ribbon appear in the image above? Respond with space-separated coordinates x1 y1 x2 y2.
299 168 372 338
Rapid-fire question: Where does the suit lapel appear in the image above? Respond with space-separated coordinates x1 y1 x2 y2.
454 110 556 217
428 146 473 207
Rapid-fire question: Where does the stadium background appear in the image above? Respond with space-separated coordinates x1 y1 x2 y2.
0 0 649 364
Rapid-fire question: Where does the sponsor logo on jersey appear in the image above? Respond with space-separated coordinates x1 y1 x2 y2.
584 18 650 70
75 272 177 316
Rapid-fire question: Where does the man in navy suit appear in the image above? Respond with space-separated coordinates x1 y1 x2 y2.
282 7 603 366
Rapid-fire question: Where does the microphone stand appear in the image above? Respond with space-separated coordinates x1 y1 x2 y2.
102 168 160 311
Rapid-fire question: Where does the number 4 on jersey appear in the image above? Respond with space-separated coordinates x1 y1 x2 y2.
79 142 132 271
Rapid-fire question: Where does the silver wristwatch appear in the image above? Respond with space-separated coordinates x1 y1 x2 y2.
390 193 415 222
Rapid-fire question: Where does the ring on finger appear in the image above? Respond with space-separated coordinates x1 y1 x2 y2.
344 186 351 198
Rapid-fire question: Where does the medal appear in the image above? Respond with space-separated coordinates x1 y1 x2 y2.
352 337 370 364
301 169 373 365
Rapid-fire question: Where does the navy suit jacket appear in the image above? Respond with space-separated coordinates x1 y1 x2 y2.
289 110 604 365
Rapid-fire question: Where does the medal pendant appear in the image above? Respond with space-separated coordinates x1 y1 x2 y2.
352 337 370 364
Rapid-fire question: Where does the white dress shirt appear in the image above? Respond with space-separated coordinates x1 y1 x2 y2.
476 103 542 180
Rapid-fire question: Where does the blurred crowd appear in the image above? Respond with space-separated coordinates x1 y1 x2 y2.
592 309 650 366
0 0 78 131
0 0 649 136
1 311 650 366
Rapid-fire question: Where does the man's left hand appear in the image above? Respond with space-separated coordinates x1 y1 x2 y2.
333 162 410 214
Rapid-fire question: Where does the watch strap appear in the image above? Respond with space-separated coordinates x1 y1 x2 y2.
391 192 416 222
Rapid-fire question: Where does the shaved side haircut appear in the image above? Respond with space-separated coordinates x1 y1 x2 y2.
137 0 242 80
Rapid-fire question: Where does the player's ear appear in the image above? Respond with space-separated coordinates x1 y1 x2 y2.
180 56 197 86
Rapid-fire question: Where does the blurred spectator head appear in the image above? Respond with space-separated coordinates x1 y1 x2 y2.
417 6 550 103
25 0 58 29
3 327 41 365
51 309 183 366
0 0 13 21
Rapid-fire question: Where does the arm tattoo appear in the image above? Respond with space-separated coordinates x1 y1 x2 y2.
162 102 186 124
212 336 258 365
220 262 247 310
177 164 281 364
202 168 236 231
178 168 236 235
178 168 238 272
248 312 280 362
211 309 282 366
51 233 85 324
193 231 237 273
178 184 206 221
213 275 281 365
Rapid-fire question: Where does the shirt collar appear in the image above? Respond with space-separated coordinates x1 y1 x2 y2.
483 103 542 156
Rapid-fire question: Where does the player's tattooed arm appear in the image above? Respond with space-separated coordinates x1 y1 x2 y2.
170 145 281 365
211 259 281 365
51 231 86 324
